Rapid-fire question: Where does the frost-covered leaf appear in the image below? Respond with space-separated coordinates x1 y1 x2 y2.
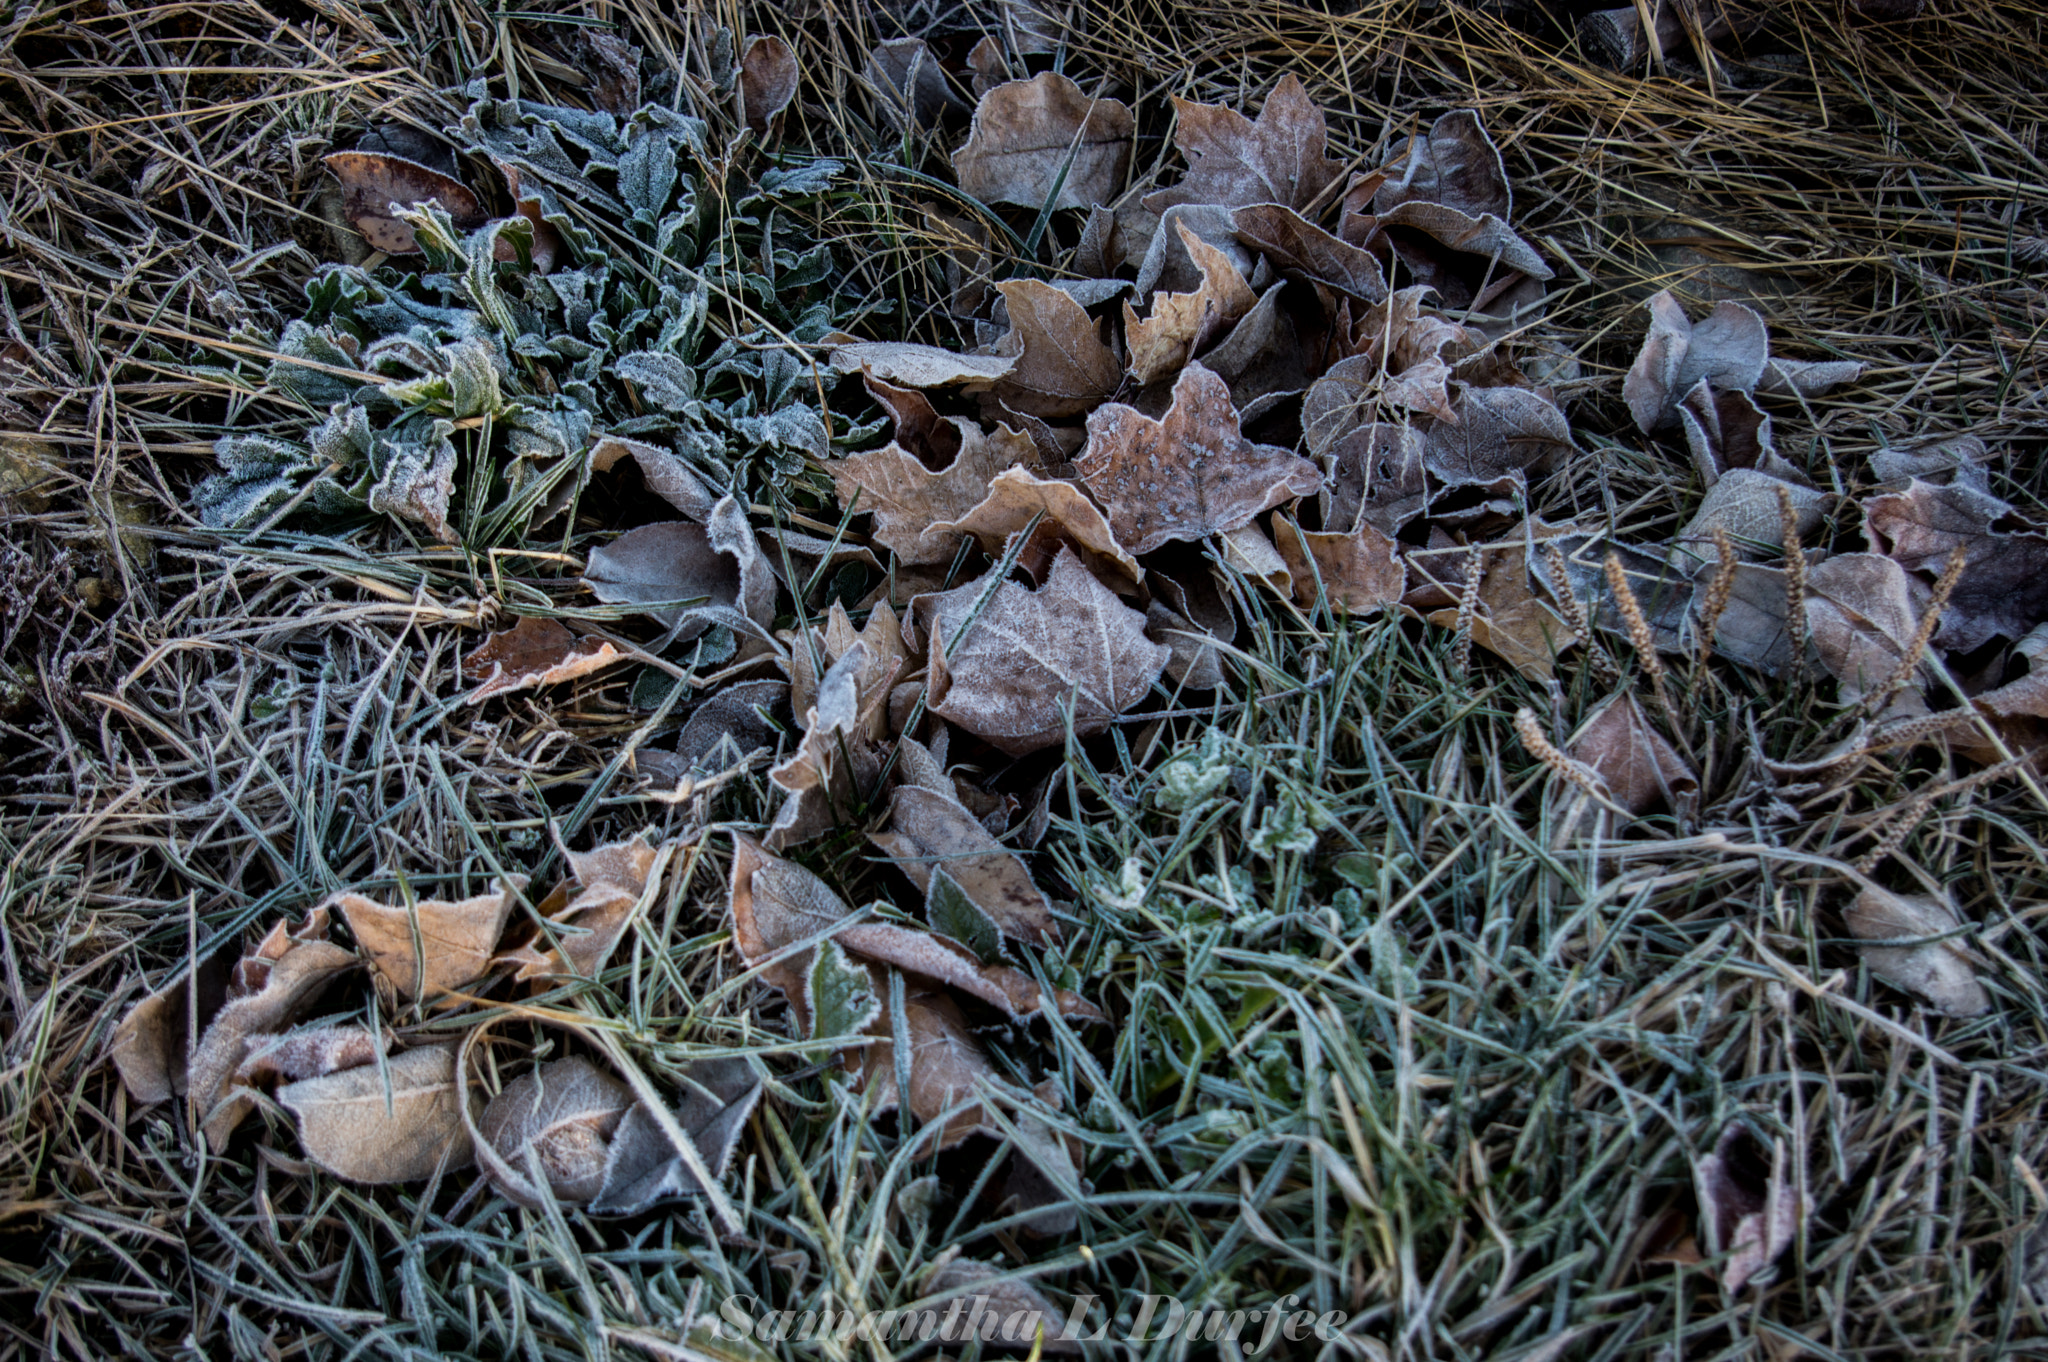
849 985 999 1152
933 465 1143 589
1144 73 1344 215
1864 477 2048 652
766 642 890 850
827 341 1015 389
323 152 485 253
584 497 777 636
462 616 625 703
954 72 1135 211
1624 290 1770 433
739 35 799 135
988 279 1121 420
1075 364 1320 555
1231 203 1388 302
590 1058 762 1215
1694 1124 1806 1293
1374 110 1513 221
476 1056 634 1206
915 548 1169 756
1568 692 1696 815
1275 513 1406 616
588 436 719 522
1122 222 1257 384
871 784 1061 947
830 419 1032 566
806 940 882 1040
496 834 660 981
1846 888 1989 1017
334 878 525 1004
281 1046 475 1185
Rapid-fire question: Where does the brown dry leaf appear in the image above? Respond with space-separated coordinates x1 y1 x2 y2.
1422 548 1575 680
187 924 356 1149
860 368 960 470
988 279 1122 420
1145 599 1228 690
1424 384 1576 492
729 834 1100 1023
1198 283 1314 417
108 949 230 1106
1325 423 1430 536
1133 204 1254 298
1231 204 1388 303
921 1256 1083 1355
831 419 1033 566
866 38 960 131
322 152 484 254
1694 1124 1806 1293
916 547 1170 756
281 1045 476 1185
1375 110 1512 222
1846 888 1989 1017
1075 363 1320 555
1302 288 1474 450
787 601 910 738
1803 554 1928 704
953 72 1134 211
335 878 525 1004
849 985 999 1152
935 465 1143 590
1675 469 1825 568
1372 201 1550 317
1624 291 1770 434
476 1056 634 1207
1864 478 2048 652
462 616 625 703
233 1025 385 1090
587 435 717 521
1275 513 1406 615
1122 222 1258 384
827 341 1015 389
766 643 887 851
1675 382 1807 487
871 785 1061 947
1144 73 1345 215
1218 523 1292 593
738 36 798 136
584 496 776 636
590 1058 762 1215
1974 623 2048 720
497 835 658 982
668 679 788 774
1569 693 1697 815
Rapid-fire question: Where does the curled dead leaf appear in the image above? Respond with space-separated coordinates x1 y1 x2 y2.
1122 222 1257 384
589 1058 763 1215
281 1045 476 1185
335 878 525 1004
871 785 1061 947
1694 1123 1805 1293
988 279 1122 420
830 419 1033 566
462 616 625 703
477 1056 634 1206
953 72 1135 212
497 834 661 982
1846 888 1989 1017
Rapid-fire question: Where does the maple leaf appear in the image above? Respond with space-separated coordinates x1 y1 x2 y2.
1122 221 1258 384
1275 513 1407 615
953 72 1135 211
1143 73 1345 215
1376 110 1513 221
914 547 1169 756
830 418 1033 566
934 465 1143 590
871 785 1062 947
987 279 1122 420
1075 363 1321 555
495 834 662 981
1864 477 2048 651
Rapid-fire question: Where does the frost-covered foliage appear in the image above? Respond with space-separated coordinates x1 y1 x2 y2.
198 78 857 542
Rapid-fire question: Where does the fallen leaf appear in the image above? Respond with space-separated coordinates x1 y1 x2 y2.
1675 382 1801 486
1144 73 1345 215
108 948 230 1106
787 601 910 737
1846 888 1990 1017
462 616 625 703
1424 383 1576 492
1146 598 1228 690
670 679 788 772
997 1087 1090 1240
1302 288 1476 449
1075 364 1320 555
1864 478 2048 652
477 1056 634 1206
1324 422 1430 535
576 31 641 116
919 1256 1082 1354
588 435 718 522
1624 290 1770 434
335 878 525 1004
1701 563 1797 675
766 643 886 850
1133 204 1256 299
859 368 961 470
1122 222 1258 384
1198 283 1314 416
497 835 658 982
866 38 960 131
322 152 485 254
1803 553 1929 703
1974 623 2048 720
281 1045 476 1184
1231 204 1388 303
1422 544 1576 679
1675 469 1825 568
233 1025 386 1090
1147 557 1239 689
1760 355 1863 398
827 341 1015 390
187 923 356 1149
590 1058 763 1215
1372 201 1550 316
934 465 1144 591
871 785 1061 946
953 72 1135 211
915 547 1170 756
1569 692 1697 815
738 36 798 136
1218 523 1293 592
1694 1123 1805 1293
831 419 1033 566
1275 513 1406 615
1374 110 1512 222
584 496 777 636
988 279 1122 420
850 985 999 1151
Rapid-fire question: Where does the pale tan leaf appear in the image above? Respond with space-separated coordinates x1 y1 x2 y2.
322 152 484 254
1218 523 1292 592
189 935 356 1149
234 1025 385 1089
1143 72 1344 215
1075 364 1320 555
588 435 716 521
1275 513 1406 615
335 878 525 1004
497 834 660 982
831 421 1033 566
738 36 798 135
826 341 1015 389
477 1056 634 1206
281 1046 476 1184
915 547 1169 756
1974 623 2048 720
953 72 1134 211
1423 549 1575 680
1675 470 1825 570
1803 553 1927 703
766 642 890 850
107 950 230 1106
1567 692 1697 815
932 465 1142 590
1846 888 1990 1017
1121 222 1257 384
988 279 1122 419
871 785 1061 946
1695 1124 1806 1293
462 616 626 703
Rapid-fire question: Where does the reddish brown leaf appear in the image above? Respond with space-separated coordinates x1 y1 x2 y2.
496 835 661 982
1075 363 1321 555
739 35 799 136
934 466 1143 590
849 985 998 1151
323 152 485 254
1624 290 1770 434
1122 222 1257 384
1568 692 1697 815
1374 109 1512 222
831 420 1034 566
462 617 625 703
1275 513 1406 616
1144 73 1345 215
1230 203 1388 303
871 785 1062 947
988 280 1122 420
1864 478 2048 652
